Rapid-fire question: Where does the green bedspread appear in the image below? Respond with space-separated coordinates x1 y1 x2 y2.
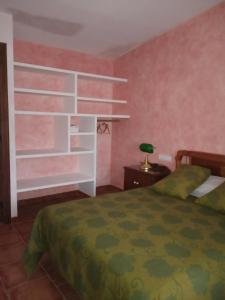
24 188 225 300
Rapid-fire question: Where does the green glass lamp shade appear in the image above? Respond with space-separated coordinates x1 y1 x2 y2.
139 143 154 154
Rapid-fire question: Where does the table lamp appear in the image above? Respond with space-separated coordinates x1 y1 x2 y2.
139 143 154 171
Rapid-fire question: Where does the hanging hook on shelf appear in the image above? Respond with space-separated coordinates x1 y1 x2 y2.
97 122 110 134
102 122 110 134
97 123 102 134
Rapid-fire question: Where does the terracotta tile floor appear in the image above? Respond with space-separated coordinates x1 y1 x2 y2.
0 186 121 300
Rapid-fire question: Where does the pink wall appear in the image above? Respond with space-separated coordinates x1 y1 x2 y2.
111 2 225 188
14 40 113 74
14 40 114 195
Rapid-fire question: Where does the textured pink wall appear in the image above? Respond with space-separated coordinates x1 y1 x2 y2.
14 40 114 188
77 79 113 115
14 40 113 74
111 3 225 188
16 116 55 151
17 156 79 179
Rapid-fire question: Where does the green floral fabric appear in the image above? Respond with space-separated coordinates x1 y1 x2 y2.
151 165 211 200
196 182 225 213
24 188 225 300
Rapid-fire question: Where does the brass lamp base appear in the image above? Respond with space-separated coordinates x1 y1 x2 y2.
140 156 151 172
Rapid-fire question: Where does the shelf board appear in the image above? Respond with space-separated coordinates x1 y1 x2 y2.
70 131 95 136
15 110 70 116
17 173 94 192
15 111 130 119
14 62 75 76
77 72 127 83
77 96 126 104
76 113 130 120
16 149 67 159
97 114 130 120
16 149 94 158
70 147 94 154
14 87 74 97
17 149 75 159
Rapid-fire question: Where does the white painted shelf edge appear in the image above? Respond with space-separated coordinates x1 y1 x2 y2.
14 87 75 97
77 113 130 120
14 62 127 83
14 62 75 75
77 72 127 83
70 131 96 136
96 114 130 120
70 147 94 153
15 110 70 116
77 96 127 104
16 149 94 159
15 110 130 119
17 173 94 192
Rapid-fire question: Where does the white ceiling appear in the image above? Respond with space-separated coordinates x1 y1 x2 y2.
0 0 222 58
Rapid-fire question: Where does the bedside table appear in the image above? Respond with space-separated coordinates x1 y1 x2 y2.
124 164 171 190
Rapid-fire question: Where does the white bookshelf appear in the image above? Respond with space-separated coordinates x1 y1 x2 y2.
14 61 128 201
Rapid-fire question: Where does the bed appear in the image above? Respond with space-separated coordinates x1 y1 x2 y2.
24 150 225 300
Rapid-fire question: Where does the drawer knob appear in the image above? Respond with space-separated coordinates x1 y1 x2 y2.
133 180 140 185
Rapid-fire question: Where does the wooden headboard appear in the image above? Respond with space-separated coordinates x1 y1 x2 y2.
175 150 225 177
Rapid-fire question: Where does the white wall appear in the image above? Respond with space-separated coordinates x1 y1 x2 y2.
0 12 17 217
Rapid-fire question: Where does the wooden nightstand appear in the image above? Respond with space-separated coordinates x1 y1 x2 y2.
124 164 171 190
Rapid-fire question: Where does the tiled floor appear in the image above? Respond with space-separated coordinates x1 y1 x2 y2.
0 186 121 300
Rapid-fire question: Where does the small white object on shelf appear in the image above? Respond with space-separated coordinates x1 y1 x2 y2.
70 125 79 133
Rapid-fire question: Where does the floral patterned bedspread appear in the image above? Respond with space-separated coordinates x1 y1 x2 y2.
24 188 225 300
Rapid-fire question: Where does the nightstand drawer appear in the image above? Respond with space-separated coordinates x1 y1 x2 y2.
124 165 171 190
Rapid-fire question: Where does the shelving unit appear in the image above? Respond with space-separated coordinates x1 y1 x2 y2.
14 61 129 205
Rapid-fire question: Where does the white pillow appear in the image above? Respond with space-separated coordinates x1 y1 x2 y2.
191 175 225 198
